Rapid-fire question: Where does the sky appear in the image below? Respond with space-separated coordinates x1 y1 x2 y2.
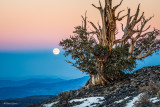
0 0 160 80
0 51 87 80
0 0 160 51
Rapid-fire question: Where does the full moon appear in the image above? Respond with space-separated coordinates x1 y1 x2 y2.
53 48 60 55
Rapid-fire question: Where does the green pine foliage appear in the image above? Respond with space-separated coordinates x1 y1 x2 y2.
60 25 136 76
59 0 160 85
103 44 136 76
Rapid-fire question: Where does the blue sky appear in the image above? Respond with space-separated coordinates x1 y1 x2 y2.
0 0 160 81
0 50 86 80
0 50 160 80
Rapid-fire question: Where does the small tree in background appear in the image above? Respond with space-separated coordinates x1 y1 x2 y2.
60 0 160 86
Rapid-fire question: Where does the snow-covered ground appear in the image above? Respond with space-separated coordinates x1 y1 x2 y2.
42 94 160 107
69 97 105 107
43 97 104 107
125 93 160 107
114 96 130 104
150 97 160 103
125 93 144 107
43 101 59 107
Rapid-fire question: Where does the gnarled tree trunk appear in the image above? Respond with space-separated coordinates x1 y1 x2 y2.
85 71 126 86
60 0 160 87
89 74 106 86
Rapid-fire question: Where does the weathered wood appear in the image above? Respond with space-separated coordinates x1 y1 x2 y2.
62 0 160 86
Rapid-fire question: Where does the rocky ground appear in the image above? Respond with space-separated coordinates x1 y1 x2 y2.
29 65 160 107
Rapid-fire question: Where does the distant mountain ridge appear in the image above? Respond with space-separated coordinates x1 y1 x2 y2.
0 76 89 100
0 95 54 107
0 78 65 88
32 65 160 107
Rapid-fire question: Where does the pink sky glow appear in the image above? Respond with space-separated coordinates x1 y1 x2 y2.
0 0 160 51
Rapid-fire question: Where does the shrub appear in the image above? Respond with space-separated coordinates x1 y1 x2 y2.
134 94 153 107
157 90 160 98
139 81 160 95
59 92 69 104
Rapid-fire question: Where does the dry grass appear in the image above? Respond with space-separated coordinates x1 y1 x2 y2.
134 94 153 107
157 90 160 98
59 91 70 104
136 81 160 106
139 81 160 95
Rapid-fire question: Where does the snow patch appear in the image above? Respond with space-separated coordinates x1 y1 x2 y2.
43 101 59 107
114 96 130 104
69 97 105 107
150 97 160 103
125 93 144 107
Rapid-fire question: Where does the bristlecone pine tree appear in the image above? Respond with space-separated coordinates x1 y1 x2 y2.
60 0 160 86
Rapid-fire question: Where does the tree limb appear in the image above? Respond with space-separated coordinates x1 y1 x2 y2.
92 0 103 11
81 11 87 30
121 23 124 31
113 0 123 11
133 43 154 59
117 14 128 21
66 60 91 73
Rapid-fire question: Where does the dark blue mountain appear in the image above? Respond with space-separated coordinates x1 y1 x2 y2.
0 78 64 88
0 95 54 107
0 76 89 100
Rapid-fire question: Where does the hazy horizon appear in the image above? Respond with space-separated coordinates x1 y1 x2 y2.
0 0 160 80
0 50 160 81
0 50 87 80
